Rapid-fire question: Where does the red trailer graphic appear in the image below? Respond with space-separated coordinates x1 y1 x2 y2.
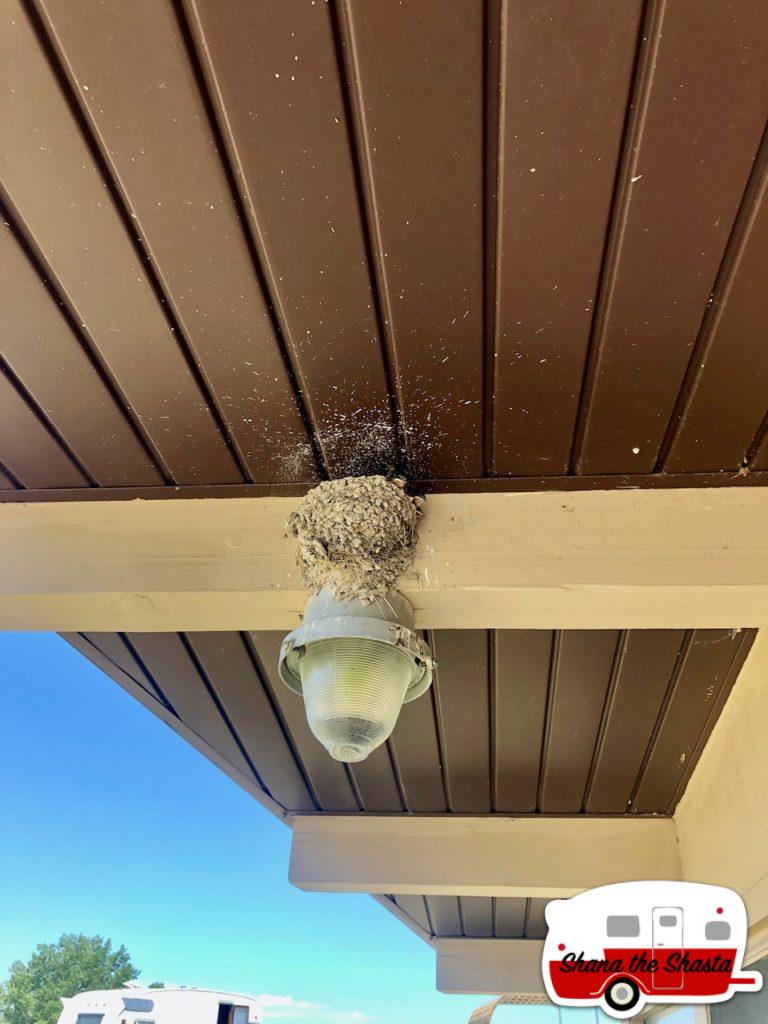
542 881 762 1019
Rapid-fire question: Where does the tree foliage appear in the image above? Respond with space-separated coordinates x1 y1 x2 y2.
0 934 137 1024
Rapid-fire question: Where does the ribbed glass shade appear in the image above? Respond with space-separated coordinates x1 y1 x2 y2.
300 637 414 762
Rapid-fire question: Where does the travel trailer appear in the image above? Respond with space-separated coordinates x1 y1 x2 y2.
57 985 262 1024
543 881 762 1018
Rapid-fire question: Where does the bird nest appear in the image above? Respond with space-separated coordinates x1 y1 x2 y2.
287 475 422 603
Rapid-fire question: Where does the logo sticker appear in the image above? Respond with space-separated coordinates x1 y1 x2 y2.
542 881 762 1019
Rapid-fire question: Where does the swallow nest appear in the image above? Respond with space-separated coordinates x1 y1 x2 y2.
287 475 423 603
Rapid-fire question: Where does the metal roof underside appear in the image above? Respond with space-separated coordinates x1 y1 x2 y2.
63 628 756 820
1 0 767 497
63 627 756 939
3 0 766 954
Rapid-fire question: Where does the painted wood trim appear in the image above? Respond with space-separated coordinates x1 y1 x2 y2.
435 938 545 995
288 815 681 897
2 488 767 630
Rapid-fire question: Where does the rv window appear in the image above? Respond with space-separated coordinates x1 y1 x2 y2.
75 1015 104 1024
659 914 678 927
122 999 154 1013
705 920 731 941
232 1008 249 1024
606 915 640 937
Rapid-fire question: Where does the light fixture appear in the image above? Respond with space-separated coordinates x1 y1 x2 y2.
278 589 433 763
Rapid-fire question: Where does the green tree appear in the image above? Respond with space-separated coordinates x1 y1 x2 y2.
0 934 137 1024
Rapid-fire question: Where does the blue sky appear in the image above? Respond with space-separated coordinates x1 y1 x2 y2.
0 632 623 1024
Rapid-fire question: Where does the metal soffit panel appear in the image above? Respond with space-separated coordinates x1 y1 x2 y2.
62 626 757 941
63 627 756 821
1 0 767 495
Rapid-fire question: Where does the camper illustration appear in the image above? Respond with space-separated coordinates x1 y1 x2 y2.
542 881 762 1019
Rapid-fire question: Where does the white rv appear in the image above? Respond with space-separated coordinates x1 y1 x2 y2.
57 985 262 1024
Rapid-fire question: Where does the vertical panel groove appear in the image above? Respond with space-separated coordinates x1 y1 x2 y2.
0 353 95 485
385 737 410 813
628 629 693 810
482 0 503 475
1 198 170 484
24 0 249 483
331 0 408 467
746 410 768 468
326 0 408 468
343 763 365 812
488 629 498 811
116 633 177 714
656 123 768 471
0 460 22 489
240 634 320 811
428 629 454 812
535 630 561 811
568 0 662 473
174 0 328 480
581 631 628 810
179 632 270 796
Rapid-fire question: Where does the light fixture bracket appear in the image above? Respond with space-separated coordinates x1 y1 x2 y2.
278 588 433 703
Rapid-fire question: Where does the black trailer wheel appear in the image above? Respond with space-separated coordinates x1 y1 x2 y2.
603 977 641 1013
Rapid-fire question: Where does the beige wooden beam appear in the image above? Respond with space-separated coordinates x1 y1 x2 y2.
289 815 681 897
676 628 768 936
435 939 545 995
1 488 766 630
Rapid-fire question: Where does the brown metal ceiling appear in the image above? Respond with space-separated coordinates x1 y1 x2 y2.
2 0 767 496
384 894 551 941
64 627 755 820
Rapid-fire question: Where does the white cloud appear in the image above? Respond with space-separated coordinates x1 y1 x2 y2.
253 993 374 1023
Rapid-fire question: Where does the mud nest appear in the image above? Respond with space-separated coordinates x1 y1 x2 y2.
287 475 423 603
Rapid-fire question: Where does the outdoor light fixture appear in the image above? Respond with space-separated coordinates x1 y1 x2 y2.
278 589 433 763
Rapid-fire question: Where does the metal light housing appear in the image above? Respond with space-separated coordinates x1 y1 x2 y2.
278 589 433 763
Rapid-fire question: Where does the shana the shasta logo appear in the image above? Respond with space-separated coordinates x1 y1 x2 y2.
541 881 762 1019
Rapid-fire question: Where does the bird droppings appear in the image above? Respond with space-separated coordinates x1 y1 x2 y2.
287 475 423 603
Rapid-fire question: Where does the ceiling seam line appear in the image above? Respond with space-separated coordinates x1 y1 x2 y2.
330 0 413 473
422 896 436 939
343 763 366 813
240 633 321 812
627 628 693 812
567 0 665 474
488 629 498 813
581 630 629 812
522 898 532 940
116 633 177 714
76 633 171 711
0 352 95 487
179 632 273 798
655 121 768 472
0 193 172 485
326 0 407 471
535 630 562 812
481 0 504 476
745 409 768 468
385 738 410 813
23 0 249 484
427 630 454 813
177 0 328 480
0 459 23 490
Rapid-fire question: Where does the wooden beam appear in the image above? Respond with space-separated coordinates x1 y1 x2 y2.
1 488 766 630
676 628 768 933
289 815 681 897
435 939 545 995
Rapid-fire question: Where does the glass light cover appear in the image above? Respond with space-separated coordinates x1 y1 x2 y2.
300 637 415 762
